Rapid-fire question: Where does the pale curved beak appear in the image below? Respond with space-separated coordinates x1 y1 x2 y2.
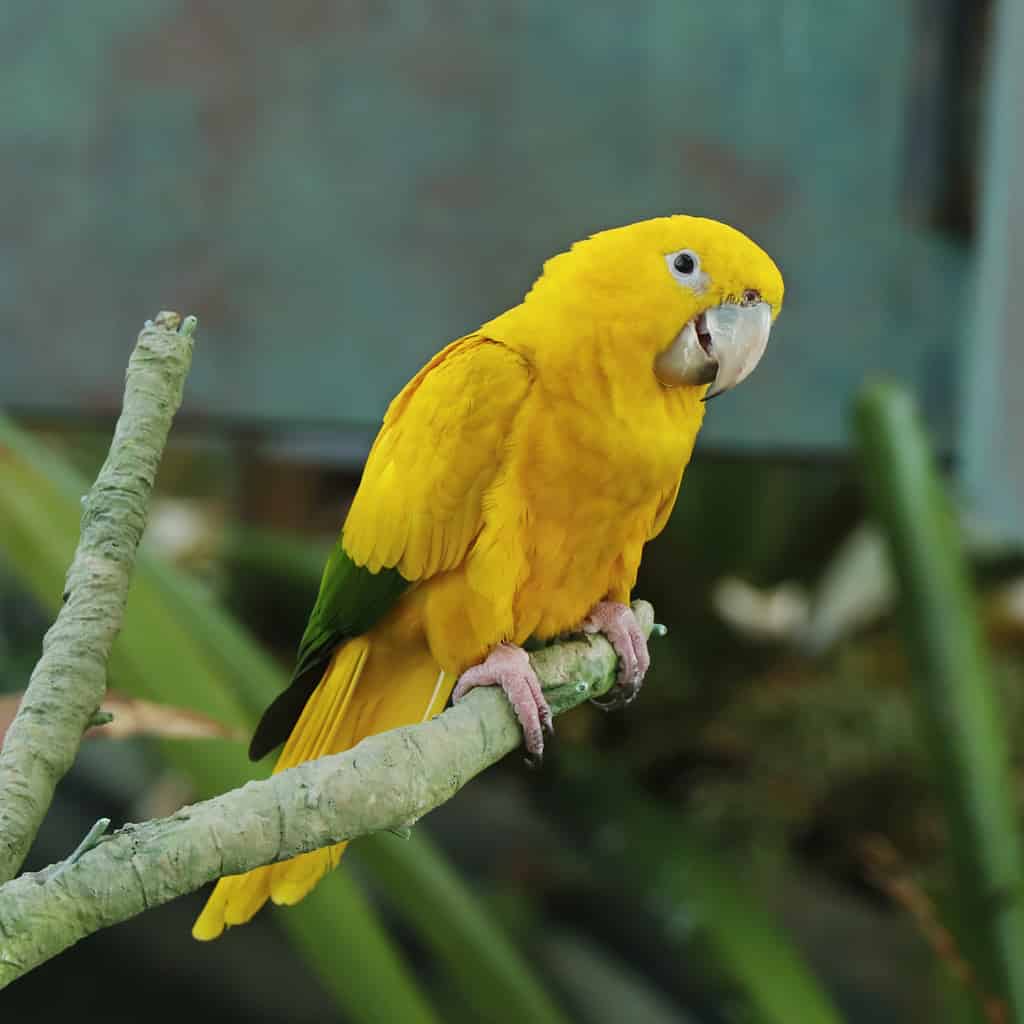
654 301 772 399
652 320 718 389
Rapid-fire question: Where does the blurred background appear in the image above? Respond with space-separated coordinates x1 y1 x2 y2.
3 1 1024 1021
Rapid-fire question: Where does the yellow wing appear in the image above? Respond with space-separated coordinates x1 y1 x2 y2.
649 472 683 540
343 334 533 580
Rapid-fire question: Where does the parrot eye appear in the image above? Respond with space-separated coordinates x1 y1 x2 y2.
674 252 696 274
667 249 701 283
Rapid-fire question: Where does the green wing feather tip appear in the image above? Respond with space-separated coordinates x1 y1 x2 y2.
249 544 409 761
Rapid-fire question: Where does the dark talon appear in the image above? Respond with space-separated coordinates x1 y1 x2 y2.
523 750 543 769
543 716 555 737
590 681 640 712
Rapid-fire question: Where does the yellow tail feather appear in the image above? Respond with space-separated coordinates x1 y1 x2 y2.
192 628 450 941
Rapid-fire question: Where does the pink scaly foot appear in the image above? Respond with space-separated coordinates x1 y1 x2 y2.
582 601 651 710
452 643 554 764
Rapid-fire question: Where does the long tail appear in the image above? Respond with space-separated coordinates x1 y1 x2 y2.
192 624 450 940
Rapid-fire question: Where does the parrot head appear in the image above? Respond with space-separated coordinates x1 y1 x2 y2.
501 215 783 400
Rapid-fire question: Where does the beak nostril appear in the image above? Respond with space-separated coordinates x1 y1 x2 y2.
741 289 760 306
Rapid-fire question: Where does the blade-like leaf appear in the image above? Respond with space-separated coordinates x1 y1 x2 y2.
551 752 845 1024
856 382 1024 1021
357 831 570 1024
280 869 440 1024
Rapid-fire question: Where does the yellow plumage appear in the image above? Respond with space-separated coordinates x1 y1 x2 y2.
194 215 784 940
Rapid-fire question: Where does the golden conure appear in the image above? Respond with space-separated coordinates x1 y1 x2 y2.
193 215 784 940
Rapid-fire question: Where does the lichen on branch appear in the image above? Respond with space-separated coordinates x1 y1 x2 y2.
0 602 653 987
0 312 197 884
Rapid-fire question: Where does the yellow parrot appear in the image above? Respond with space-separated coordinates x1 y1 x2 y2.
193 215 783 939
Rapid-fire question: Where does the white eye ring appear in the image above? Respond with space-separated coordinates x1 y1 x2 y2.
665 249 709 294
666 249 700 281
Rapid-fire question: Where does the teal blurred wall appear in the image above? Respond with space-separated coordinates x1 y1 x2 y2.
1 1 967 451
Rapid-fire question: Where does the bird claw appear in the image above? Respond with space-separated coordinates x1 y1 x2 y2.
589 685 640 712
582 601 651 709
453 643 552 760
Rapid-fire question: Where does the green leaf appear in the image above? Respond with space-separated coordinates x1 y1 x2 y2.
855 382 1024 1021
280 869 440 1024
553 754 845 1024
357 831 571 1024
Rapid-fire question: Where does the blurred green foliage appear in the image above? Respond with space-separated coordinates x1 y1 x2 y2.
5 375 1024 1022
857 383 1024 1022
0 412 851 1021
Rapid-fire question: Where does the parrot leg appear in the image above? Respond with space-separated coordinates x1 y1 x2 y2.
582 601 651 710
452 644 553 763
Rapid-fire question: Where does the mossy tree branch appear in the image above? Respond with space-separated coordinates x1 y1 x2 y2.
0 312 196 883
0 605 653 988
